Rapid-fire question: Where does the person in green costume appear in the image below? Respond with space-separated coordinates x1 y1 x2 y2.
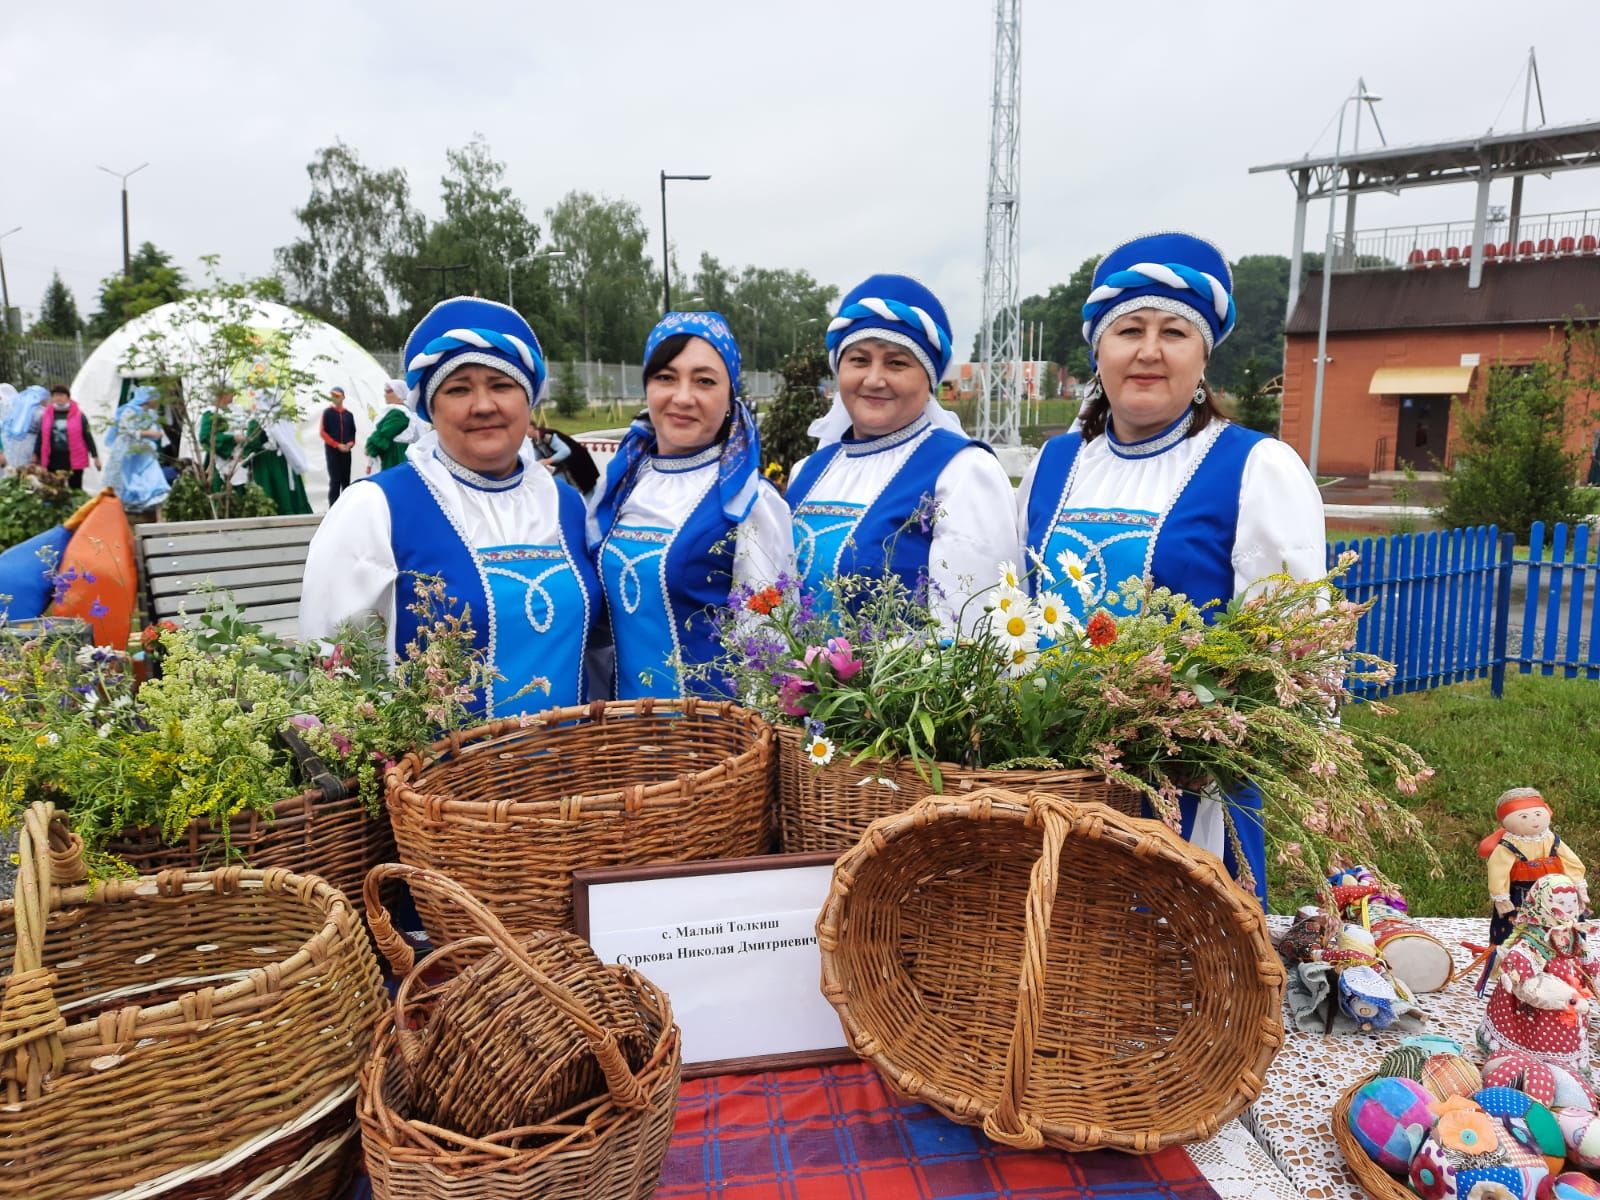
243 406 313 515
198 389 247 493
363 378 424 473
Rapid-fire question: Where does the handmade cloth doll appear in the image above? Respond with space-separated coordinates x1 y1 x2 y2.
1479 788 1588 949
1477 874 1599 1082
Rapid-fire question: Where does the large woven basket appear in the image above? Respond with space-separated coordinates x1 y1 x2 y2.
358 867 682 1200
385 697 772 940
0 801 386 1200
816 788 1285 1153
105 778 396 918
775 724 1141 853
1332 1074 1418 1200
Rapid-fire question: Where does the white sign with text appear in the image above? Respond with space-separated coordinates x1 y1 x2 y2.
579 860 844 1067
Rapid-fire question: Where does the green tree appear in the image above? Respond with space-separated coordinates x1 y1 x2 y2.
87 242 187 338
1208 255 1290 391
1229 356 1280 434
725 267 836 373
759 349 830 478
545 191 658 363
550 363 587 418
32 272 82 338
974 256 1097 383
1436 332 1596 541
275 140 423 350
691 253 736 316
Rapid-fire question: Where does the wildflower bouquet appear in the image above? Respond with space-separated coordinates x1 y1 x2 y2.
704 550 1439 890
0 576 491 871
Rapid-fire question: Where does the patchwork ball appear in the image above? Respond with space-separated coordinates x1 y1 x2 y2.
1348 1075 1436 1170
1423 1053 1486 1102
1553 1106 1600 1169
1487 1053 1599 1114
1380 1044 1431 1081
1539 1172 1600 1199
1475 1087 1568 1174
1405 1034 1466 1058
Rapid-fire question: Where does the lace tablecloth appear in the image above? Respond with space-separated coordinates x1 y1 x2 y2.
1246 915 1505 1200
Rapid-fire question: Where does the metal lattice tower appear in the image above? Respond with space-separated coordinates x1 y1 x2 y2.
976 0 1022 447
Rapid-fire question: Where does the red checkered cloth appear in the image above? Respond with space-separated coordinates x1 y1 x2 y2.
658 1062 1220 1200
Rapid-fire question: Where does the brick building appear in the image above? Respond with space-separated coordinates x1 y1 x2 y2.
1279 255 1600 478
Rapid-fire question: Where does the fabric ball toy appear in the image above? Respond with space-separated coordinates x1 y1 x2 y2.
1406 1034 1467 1058
1410 1098 1519 1199
1487 1054 1599 1114
1380 1044 1432 1082
1423 1053 1486 1102
1553 1106 1600 1169
1539 1173 1600 1199
1348 1075 1436 1171
1476 1088 1569 1174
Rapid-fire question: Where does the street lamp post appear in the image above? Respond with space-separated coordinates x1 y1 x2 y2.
505 248 565 311
0 226 20 330
1308 81 1380 478
96 163 148 278
659 171 710 312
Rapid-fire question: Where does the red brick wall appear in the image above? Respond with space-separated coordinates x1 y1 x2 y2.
1279 325 1600 477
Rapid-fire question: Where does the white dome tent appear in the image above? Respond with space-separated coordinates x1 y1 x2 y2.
71 299 391 513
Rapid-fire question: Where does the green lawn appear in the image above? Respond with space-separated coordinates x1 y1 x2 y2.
1269 675 1600 916
541 407 637 437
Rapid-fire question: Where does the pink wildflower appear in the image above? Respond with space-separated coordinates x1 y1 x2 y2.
824 637 863 681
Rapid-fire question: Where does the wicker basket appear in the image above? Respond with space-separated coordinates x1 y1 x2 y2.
358 867 682 1200
365 864 655 1141
0 801 387 1200
816 788 1285 1153
104 778 396 918
1332 1074 1417 1200
385 697 773 940
775 724 1142 852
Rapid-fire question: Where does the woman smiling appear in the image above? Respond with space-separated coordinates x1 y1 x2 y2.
299 297 599 717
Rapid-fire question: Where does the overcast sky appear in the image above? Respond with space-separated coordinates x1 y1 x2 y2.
5 1 1598 357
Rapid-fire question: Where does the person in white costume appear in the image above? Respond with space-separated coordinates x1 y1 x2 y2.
299 297 599 718
1015 232 1326 907
590 311 793 700
787 273 1019 633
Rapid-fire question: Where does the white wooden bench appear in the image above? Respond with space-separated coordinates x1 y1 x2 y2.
135 514 321 640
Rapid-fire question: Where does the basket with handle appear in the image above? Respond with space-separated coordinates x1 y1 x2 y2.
384 697 772 941
357 864 682 1200
0 800 386 1200
816 787 1285 1153
774 724 1143 852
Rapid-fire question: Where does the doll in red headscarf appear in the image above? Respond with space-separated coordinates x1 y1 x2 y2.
1480 788 1588 949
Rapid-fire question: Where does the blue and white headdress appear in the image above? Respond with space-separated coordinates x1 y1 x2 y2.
403 296 549 420
593 311 761 543
824 273 954 391
1080 232 1236 360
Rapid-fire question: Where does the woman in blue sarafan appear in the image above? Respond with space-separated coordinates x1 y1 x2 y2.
788 274 1019 633
1015 232 1326 908
298 297 598 718
592 311 794 699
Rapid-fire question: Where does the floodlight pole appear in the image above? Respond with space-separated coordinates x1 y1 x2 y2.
97 163 148 277
660 171 710 313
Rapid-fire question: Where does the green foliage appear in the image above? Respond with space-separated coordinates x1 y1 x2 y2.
550 362 587 418
974 256 1097 383
1229 356 1281 434
1208 255 1291 392
274 140 424 350
758 349 830 478
692 259 837 373
1436 334 1594 541
0 470 86 549
32 272 83 338
163 473 278 522
544 190 659 362
87 242 187 339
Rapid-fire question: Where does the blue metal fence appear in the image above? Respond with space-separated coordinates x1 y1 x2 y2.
1327 521 1600 700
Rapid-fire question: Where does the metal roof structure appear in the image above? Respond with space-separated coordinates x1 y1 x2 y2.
1249 118 1600 198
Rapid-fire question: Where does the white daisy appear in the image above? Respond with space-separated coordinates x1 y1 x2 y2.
997 560 1024 592
1056 549 1098 604
805 734 836 768
1025 545 1048 573
1004 643 1041 678
986 584 1030 619
1034 592 1078 641
989 605 1041 653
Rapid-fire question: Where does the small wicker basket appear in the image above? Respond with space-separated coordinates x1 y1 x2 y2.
775 724 1140 852
1332 1074 1419 1200
358 866 682 1200
385 697 772 940
816 788 1285 1153
0 801 385 1200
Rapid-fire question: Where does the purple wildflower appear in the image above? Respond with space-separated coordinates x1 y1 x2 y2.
88 599 110 620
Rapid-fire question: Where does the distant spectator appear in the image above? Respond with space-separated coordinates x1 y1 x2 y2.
36 384 100 489
320 386 357 505
532 424 600 496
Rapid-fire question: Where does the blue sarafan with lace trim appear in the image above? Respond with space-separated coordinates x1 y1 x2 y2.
1080 232 1237 357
